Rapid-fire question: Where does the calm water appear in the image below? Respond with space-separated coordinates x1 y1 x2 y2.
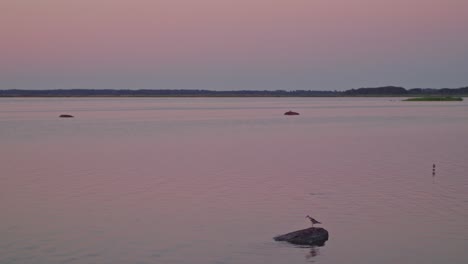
1 97 467 264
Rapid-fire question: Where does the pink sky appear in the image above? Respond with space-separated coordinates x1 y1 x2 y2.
1 0 467 90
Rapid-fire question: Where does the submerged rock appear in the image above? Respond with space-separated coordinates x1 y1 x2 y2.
59 114 74 118
274 227 329 246
284 111 300 116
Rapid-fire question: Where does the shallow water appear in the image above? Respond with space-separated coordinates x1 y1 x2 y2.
1 97 467 264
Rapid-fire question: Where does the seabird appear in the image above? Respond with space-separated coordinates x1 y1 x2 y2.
306 215 321 227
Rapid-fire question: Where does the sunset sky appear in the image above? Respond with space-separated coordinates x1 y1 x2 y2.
1 0 467 90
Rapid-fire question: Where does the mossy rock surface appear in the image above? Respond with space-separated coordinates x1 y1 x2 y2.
274 227 329 246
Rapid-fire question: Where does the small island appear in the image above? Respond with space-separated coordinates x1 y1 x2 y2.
284 111 300 116
403 96 463 101
274 227 329 246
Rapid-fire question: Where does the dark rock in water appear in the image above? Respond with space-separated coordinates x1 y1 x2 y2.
59 114 74 118
284 111 299 116
274 227 329 246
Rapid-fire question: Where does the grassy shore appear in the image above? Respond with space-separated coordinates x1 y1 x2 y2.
403 96 463 101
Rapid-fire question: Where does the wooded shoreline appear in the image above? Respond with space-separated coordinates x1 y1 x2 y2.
1 86 467 97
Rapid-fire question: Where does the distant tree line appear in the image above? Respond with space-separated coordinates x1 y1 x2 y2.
0 89 337 97
343 86 468 96
1 86 467 97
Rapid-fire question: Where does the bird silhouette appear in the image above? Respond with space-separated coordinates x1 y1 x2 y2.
306 215 321 227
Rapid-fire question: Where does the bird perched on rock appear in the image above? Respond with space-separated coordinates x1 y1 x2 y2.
306 215 321 227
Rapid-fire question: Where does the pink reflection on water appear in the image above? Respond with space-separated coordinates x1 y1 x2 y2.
1 98 468 264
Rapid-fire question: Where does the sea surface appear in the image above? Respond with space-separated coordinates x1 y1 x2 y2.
1 97 467 264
